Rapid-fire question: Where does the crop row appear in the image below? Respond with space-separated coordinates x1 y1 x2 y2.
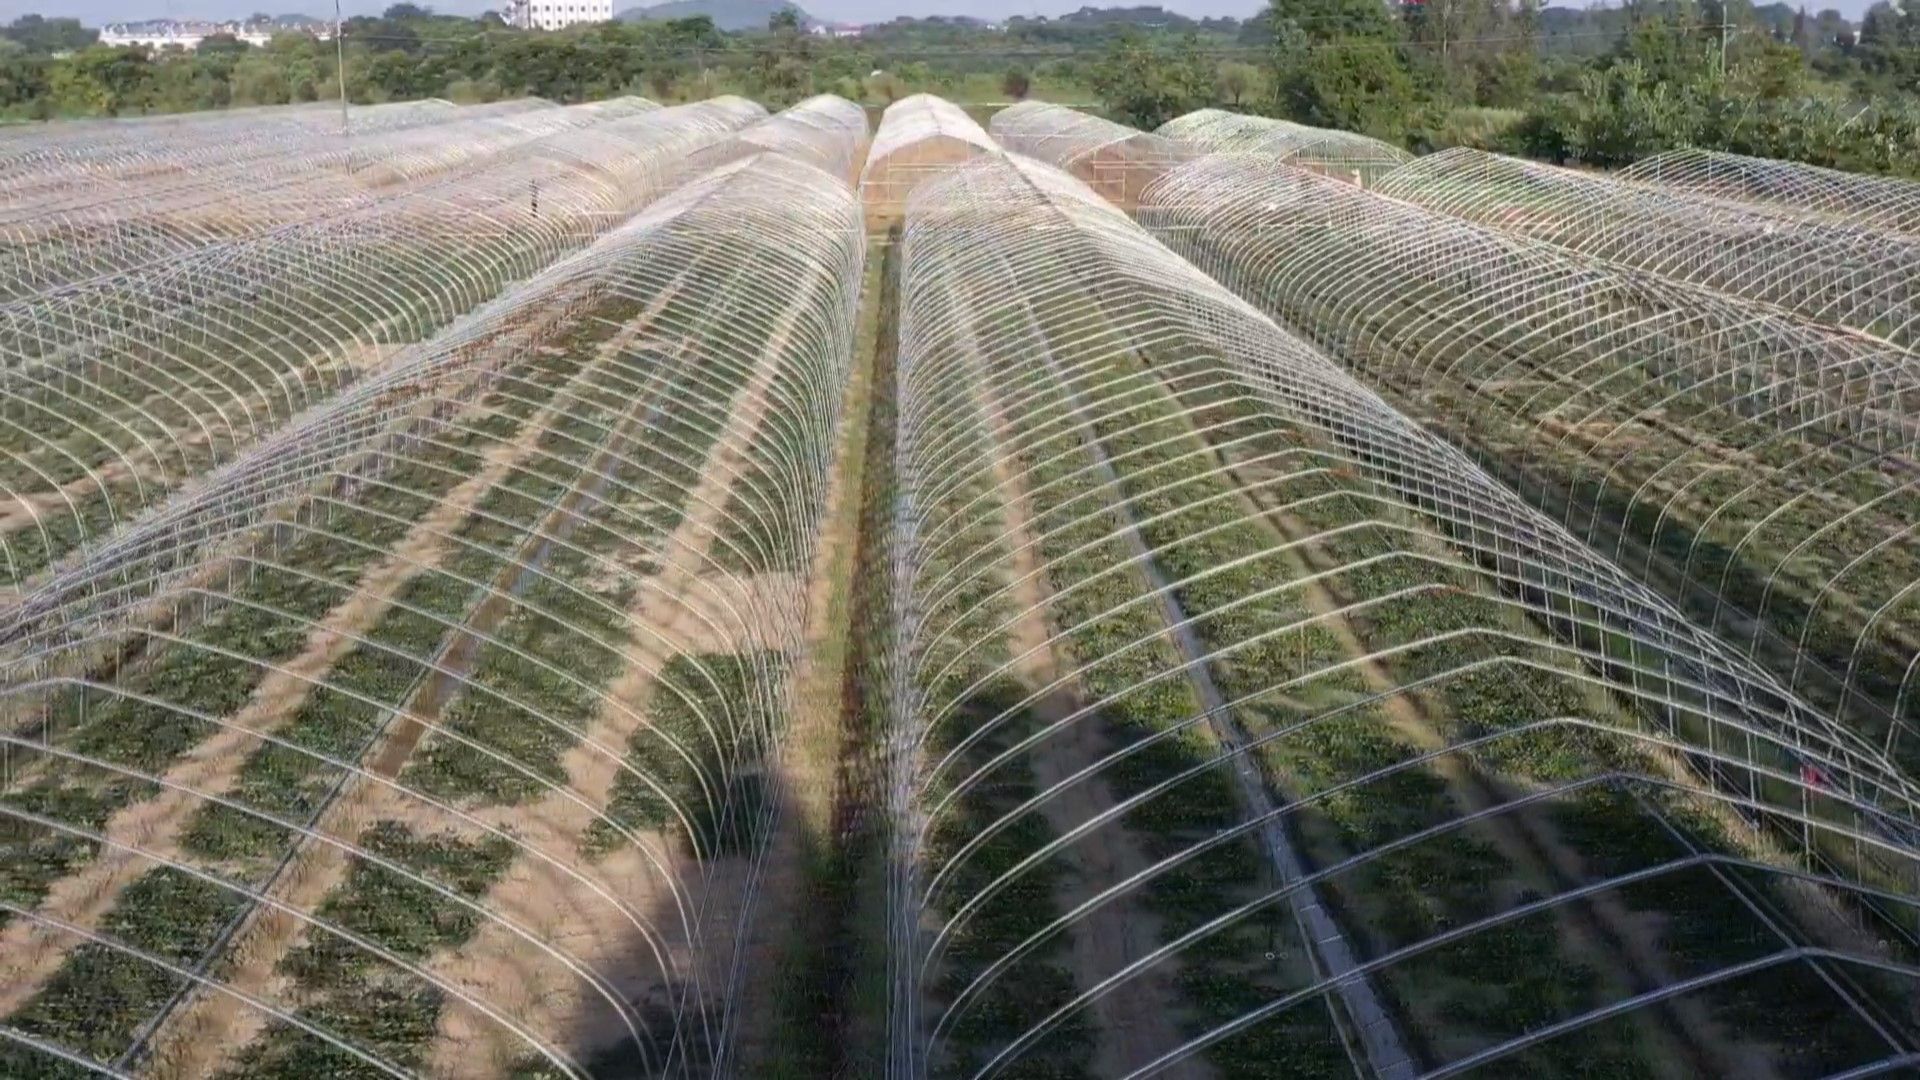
890 151 1920 1078
892 264 1095 1079
898 162 1355 1078
1140 156 1920 760
0 292 641 1079
0 150 866 1077
0 99 765 589
0 99 670 304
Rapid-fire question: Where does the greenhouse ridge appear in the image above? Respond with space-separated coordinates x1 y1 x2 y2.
4 91 1920 1079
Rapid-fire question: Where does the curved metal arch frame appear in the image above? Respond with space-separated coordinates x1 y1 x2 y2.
0 101 771 591
0 150 865 1078
887 150 1920 1080
1156 108 1412 187
1373 146 1920 348
1620 147 1920 238
1141 153 1920 741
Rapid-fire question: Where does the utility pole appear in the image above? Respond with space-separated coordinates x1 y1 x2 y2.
334 0 349 137
1720 4 1735 75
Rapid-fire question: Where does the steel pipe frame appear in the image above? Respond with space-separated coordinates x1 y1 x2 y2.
1621 148 1920 238
0 150 863 1077
0 100 768 591
0 98 672 302
989 100 1191 208
0 98 492 202
1142 154 1920 746
859 94 1002 216
1373 147 1920 348
886 151 1920 1079
1157 108 1412 187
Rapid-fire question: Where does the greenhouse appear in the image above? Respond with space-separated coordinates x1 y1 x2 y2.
0 99 766 588
989 100 1188 209
890 149 1920 1079
0 146 861 1078
686 93 872 185
861 94 999 225
1139 152 1920 745
5 91 1920 1080
1621 147 1920 237
1156 108 1412 186
0 98 678 301
1373 146 1920 347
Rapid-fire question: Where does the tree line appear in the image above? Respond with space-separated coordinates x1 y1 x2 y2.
2 1 1918 177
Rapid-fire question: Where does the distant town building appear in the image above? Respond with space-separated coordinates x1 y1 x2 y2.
99 18 324 49
809 21 864 37
505 0 614 31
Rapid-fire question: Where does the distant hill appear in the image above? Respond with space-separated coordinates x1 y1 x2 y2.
1054 5 1197 28
616 0 813 31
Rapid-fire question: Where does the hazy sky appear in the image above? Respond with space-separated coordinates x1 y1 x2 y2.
0 0 1884 33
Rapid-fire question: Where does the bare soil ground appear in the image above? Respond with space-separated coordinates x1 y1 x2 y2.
0 388 586 1018
993 459 1213 1080
1226 448 1775 1077
406 294 817 1079
139 317 689 1078
723 338 871 1069
0 459 139 534
145 780 413 1078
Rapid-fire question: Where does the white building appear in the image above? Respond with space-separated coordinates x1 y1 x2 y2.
506 0 614 31
99 21 292 48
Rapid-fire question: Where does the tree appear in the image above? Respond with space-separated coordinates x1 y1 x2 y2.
1729 36 1808 97
1217 61 1257 105
46 45 156 115
197 33 253 65
2 15 97 54
647 65 678 99
1474 0 1542 106
1093 30 1214 128
232 52 293 103
1002 66 1031 99
1273 36 1420 137
1812 8 1850 46
1858 2 1920 92
1615 4 1716 87
1263 0 1417 138
0 46 49 110
345 14 422 56
867 69 907 102
751 5 814 104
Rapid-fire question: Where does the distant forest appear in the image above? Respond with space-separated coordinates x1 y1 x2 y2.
3 0 1920 176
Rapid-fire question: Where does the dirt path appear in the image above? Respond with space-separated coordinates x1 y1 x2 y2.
405 283 824 1079
0 358 612 1019
137 311 688 1079
722 321 872 1070
990 456 1212 1080
953 332 1210 1077
1244 479 1773 1079
0 458 141 535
